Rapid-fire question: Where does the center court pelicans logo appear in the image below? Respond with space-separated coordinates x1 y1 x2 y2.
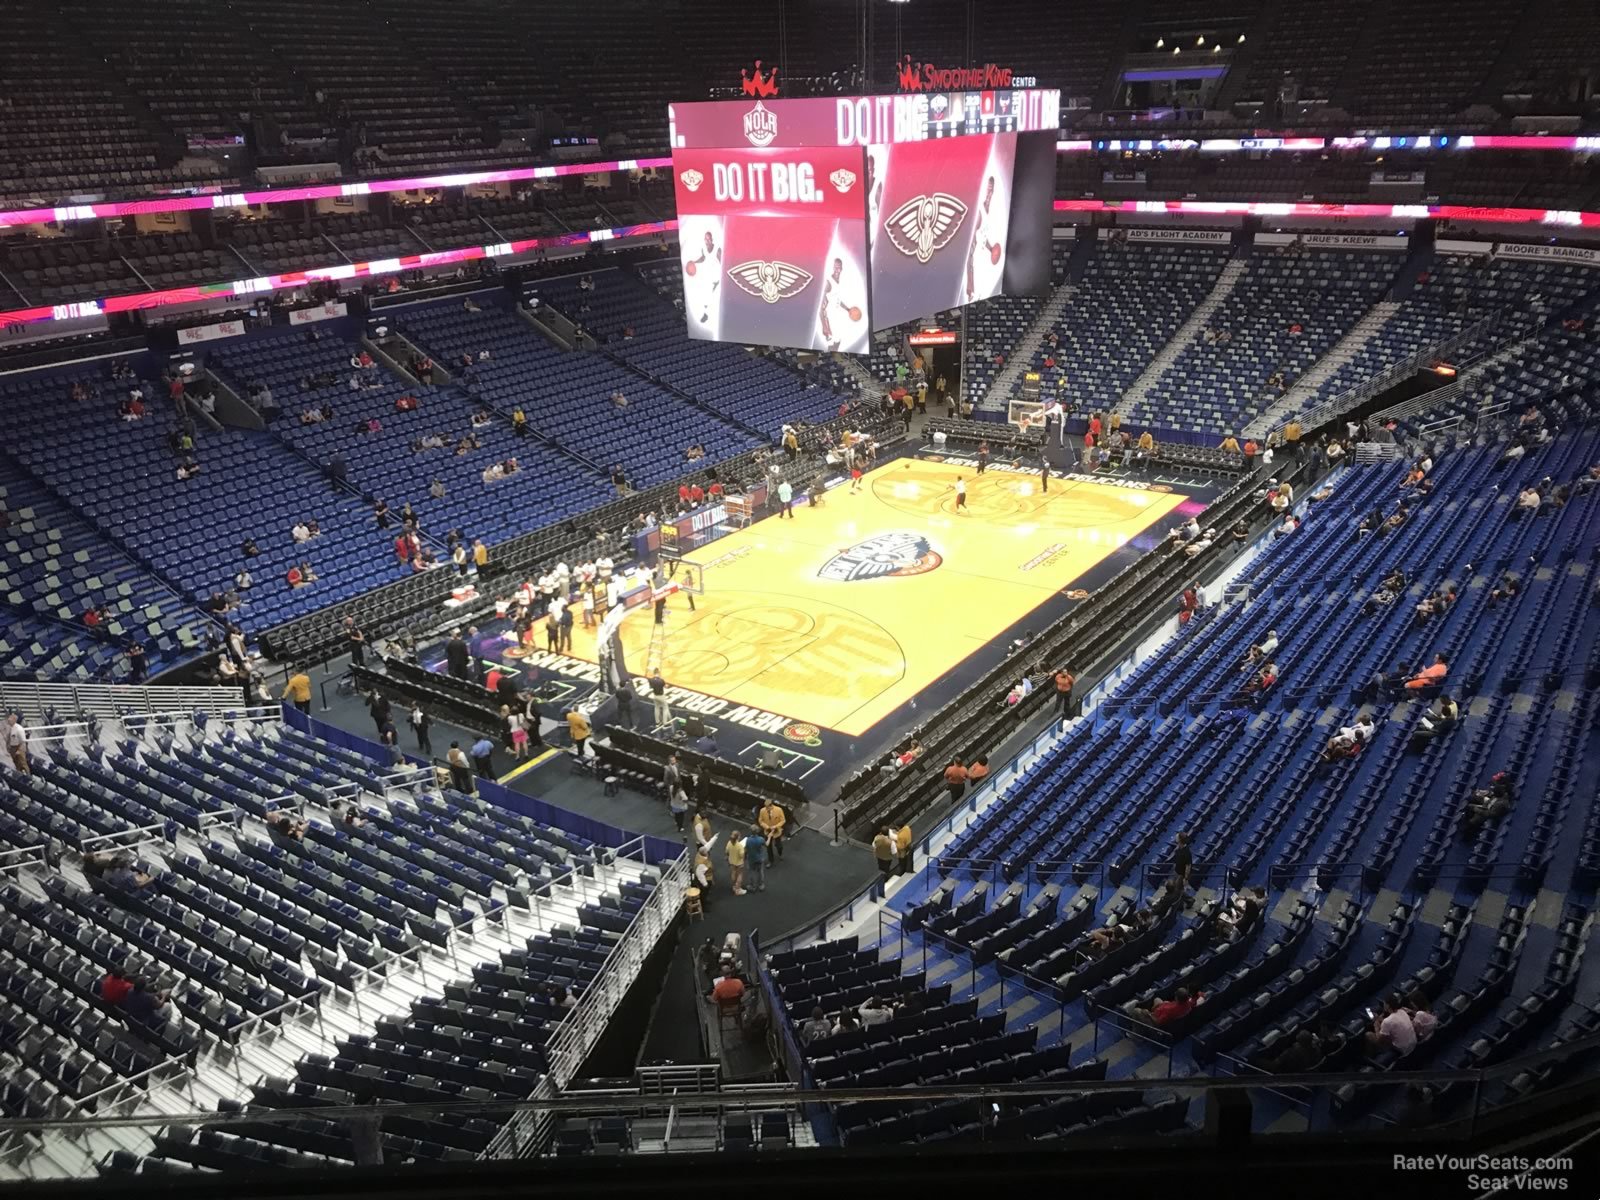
829 168 857 194
883 193 969 263
743 100 778 148
679 168 705 192
817 532 943 582
728 260 813 304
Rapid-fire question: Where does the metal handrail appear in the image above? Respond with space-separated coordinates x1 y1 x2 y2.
0 682 248 725
1259 315 1496 440
9 1025 1597 1135
483 840 688 1159
0 843 49 873
65 848 606 1119
79 821 172 854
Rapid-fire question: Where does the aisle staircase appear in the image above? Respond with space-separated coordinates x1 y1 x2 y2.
836 353 885 397
1113 258 1250 417
1244 300 1400 436
980 283 1078 411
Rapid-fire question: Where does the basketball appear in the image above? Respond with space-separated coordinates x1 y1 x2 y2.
990 243 1003 265
685 261 696 276
845 305 863 321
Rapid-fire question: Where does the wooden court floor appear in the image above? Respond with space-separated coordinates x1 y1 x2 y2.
566 459 1189 736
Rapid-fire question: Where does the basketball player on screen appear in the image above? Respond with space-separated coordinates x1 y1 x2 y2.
965 176 1003 302
818 257 865 352
684 228 722 325
865 146 887 238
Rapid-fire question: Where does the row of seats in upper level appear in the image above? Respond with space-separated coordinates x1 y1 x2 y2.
1291 256 1600 421
207 320 614 545
532 265 853 438
0 360 384 632
1 713 655 1171
395 299 755 489
764 936 1185 1146
0 187 663 309
1129 247 1398 435
992 239 1231 416
0 460 212 683
3 0 1594 210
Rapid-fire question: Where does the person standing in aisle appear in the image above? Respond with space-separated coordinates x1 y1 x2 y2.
1053 666 1076 719
367 690 391 738
726 830 747 895
566 707 591 757
282 666 312 715
344 617 366 667
5 713 29 775
447 742 473 793
873 826 896 882
743 827 769 893
523 693 544 750
614 682 636 731
758 799 786 862
470 735 496 778
408 703 432 755
649 670 672 729
777 478 794 519
445 630 470 680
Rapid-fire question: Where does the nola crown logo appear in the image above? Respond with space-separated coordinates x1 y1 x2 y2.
740 60 780 99
679 168 705 193
728 260 813 304
829 168 857 194
818 532 943 582
883 193 969 263
743 100 778 148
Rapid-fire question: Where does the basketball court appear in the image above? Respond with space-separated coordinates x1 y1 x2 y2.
565 457 1190 736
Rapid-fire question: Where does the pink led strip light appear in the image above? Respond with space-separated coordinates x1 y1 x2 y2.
1052 199 1600 227
4 197 1598 331
0 221 678 330
0 157 675 229
1056 134 1600 153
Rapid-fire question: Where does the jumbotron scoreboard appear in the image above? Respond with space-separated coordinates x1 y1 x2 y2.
668 88 1061 352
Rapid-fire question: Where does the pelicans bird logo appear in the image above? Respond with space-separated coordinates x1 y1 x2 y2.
883 192 969 263
727 260 813 303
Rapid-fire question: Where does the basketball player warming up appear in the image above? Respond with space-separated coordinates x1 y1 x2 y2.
947 476 969 513
684 229 721 324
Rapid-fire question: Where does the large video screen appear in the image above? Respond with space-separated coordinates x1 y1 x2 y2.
866 129 1054 329
672 145 871 353
668 91 1060 350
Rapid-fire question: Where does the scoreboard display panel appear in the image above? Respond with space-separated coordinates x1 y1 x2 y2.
668 89 1059 350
